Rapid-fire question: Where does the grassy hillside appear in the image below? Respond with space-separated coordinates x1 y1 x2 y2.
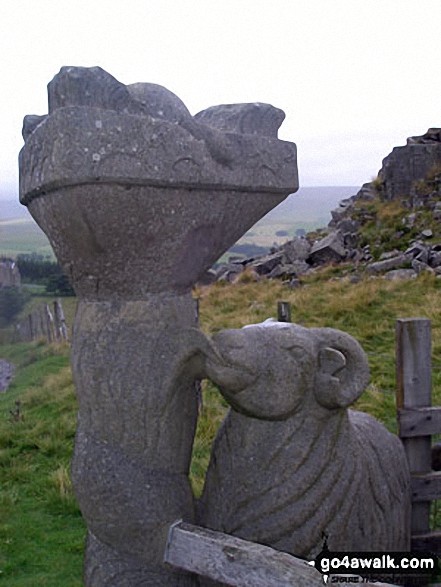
2 270 441 584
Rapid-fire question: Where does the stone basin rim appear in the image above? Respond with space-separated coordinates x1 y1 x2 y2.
20 178 296 206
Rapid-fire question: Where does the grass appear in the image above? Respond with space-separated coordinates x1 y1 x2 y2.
0 341 83 586
2 271 441 584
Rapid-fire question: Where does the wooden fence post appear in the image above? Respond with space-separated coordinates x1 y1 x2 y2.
277 301 291 323
56 299 69 341
28 313 34 341
39 307 46 339
396 318 432 535
45 304 54 343
53 300 61 341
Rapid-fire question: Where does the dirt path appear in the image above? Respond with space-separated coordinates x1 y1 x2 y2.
0 359 15 392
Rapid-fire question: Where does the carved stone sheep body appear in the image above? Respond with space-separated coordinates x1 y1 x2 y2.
199 320 411 560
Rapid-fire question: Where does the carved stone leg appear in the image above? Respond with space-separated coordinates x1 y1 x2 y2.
70 297 206 586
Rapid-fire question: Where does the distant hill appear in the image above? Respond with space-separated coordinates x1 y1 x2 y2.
233 186 359 253
0 198 31 221
262 186 359 225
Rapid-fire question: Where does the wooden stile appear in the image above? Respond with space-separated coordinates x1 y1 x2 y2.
394 317 441 558
164 521 399 587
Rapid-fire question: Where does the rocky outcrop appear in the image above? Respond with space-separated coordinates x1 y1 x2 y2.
206 128 441 288
378 128 441 201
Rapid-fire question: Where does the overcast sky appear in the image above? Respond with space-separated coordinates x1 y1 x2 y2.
1 0 441 199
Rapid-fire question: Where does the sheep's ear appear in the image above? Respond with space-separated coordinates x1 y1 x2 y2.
318 347 346 376
313 328 369 409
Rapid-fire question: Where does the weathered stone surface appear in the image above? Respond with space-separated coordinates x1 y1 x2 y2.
379 140 441 201
20 68 298 204
22 114 47 141
250 252 284 275
309 231 346 265
194 102 285 138
411 259 433 274
199 320 410 567
267 264 301 280
366 255 407 274
336 218 360 234
281 236 311 263
19 67 299 587
430 251 441 268
405 242 428 261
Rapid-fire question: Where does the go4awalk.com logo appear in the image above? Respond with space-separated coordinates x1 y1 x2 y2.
308 547 439 584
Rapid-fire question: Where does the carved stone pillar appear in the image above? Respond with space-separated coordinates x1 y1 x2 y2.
19 66 298 586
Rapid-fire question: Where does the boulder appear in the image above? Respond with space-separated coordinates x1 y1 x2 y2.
405 242 429 263
250 252 284 275
411 259 434 275
429 251 441 268
366 255 407 274
280 237 311 263
216 264 243 282
267 261 309 280
309 231 346 265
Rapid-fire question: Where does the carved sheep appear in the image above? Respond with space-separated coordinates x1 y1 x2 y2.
199 319 411 560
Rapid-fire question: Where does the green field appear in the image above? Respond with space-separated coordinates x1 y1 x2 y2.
0 219 54 260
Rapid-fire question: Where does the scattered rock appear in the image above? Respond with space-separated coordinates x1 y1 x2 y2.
384 269 416 281
366 255 407 274
281 237 311 263
411 259 434 275
250 252 284 276
309 231 346 265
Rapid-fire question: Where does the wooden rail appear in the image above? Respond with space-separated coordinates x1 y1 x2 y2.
164 521 397 587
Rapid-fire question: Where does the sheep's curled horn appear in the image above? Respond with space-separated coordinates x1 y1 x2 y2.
312 327 370 409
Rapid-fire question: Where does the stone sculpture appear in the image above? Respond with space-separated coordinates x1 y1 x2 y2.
19 67 298 586
199 319 411 578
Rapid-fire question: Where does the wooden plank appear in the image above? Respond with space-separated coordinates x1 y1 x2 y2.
164 522 398 587
396 318 432 534
398 406 441 437
277 301 291 323
412 531 441 554
164 521 324 587
411 472 441 502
